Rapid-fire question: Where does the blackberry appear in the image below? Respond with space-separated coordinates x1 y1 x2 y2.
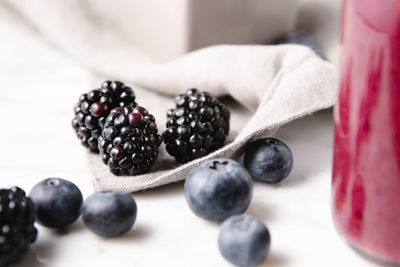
98 106 162 176
72 81 137 152
0 187 37 266
163 89 230 163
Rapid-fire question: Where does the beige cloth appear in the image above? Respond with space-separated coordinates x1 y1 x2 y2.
88 44 337 192
2 0 339 192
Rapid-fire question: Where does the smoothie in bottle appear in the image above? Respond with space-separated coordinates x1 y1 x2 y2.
332 0 400 263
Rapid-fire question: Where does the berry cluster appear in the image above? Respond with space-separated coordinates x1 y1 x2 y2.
98 106 162 176
163 89 230 163
183 158 273 267
183 138 293 266
72 82 232 176
0 187 37 266
0 178 139 265
72 81 137 152
29 178 137 238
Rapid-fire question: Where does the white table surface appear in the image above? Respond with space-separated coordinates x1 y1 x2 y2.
0 4 383 267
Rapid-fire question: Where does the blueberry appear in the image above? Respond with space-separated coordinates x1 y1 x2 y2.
29 178 83 228
244 138 293 184
81 192 137 237
275 31 326 60
184 158 253 222
218 214 271 267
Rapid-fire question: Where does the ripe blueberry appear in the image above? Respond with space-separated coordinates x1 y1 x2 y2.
244 138 293 184
29 178 83 228
184 158 253 222
82 192 137 237
218 214 271 267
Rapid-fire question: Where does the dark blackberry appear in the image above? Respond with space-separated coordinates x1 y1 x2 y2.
98 106 162 176
163 89 230 163
0 187 37 266
72 81 137 152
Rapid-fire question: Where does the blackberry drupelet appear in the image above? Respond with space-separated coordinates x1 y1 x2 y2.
163 89 230 163
98 106 162 176
0 187 37 266
72 81 137 152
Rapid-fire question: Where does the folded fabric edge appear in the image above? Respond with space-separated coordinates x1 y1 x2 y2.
91 99 335 193
91 46 338 193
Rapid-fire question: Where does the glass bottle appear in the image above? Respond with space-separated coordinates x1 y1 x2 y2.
332 0 400 264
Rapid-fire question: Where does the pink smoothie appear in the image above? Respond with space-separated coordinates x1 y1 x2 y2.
332 0 400 263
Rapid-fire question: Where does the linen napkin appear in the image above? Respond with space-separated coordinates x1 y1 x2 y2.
2 0 338 192
88 44 337 192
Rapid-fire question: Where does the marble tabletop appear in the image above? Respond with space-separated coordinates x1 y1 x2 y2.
0 2 383 267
